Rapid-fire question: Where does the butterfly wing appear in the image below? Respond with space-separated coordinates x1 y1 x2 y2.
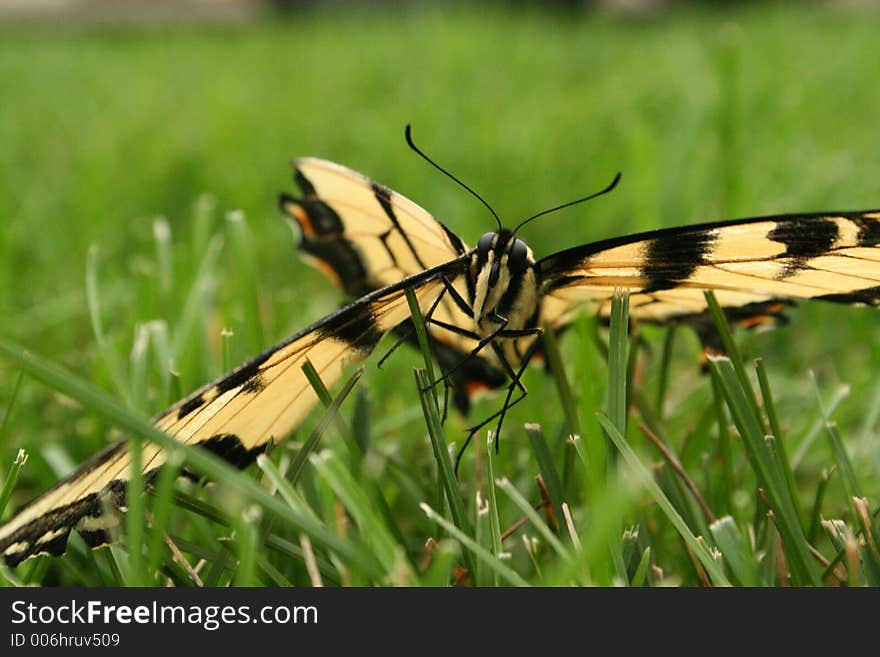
282 157 468 293
0 260 462 566
538 211 880 330
281 158 507 412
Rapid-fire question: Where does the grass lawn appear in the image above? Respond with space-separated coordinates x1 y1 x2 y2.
0 4 879 586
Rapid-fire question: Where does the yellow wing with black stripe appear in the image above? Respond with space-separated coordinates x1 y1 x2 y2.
281 157 468 294
538 211 880 327
0 260 461 566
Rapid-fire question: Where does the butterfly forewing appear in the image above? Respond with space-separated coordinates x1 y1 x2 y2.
0 264 457 566
538 211 880 325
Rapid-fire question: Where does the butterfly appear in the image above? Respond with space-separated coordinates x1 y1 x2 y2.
2 126 879 567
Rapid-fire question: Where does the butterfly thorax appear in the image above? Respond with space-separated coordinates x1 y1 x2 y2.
468 229 540 340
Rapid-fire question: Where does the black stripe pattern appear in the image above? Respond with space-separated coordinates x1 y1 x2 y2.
768 218 839 277
642 230 717 292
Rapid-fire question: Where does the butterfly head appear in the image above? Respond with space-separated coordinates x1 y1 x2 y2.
471 228 538 333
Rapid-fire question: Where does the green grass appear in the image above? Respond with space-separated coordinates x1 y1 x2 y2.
1 4 879 586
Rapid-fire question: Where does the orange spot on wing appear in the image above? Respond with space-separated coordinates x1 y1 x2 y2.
466 381 491 397
288 203 315 237
737 314 774 329
301 253 343 288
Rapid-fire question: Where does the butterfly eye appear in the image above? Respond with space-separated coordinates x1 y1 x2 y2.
477 232 495 256
508 238 528 274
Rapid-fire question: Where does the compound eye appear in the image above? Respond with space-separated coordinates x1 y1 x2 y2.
508 238 528 274
477 232 495 256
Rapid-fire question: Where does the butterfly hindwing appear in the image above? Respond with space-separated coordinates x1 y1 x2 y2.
281 157 467 294
281 157 507 413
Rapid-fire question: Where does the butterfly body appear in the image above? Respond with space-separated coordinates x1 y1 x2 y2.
468 229 540 340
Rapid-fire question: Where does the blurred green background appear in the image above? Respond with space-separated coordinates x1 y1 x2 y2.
1 1 879 555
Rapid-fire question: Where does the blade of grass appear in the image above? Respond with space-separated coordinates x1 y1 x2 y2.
710 515 759 586
171 488 231 526
495 477 571 563
818 410 863 500
813 375 880 559
807 468 832 544
604 292 630 585
203 544 233 587
264 535 340 585
561 503 581 552
755 358 802 527
597 413 731 586
542 324 580 495
0 369 24 440
703 292 765 432
226 210 264 353
0 449 27 519
819 412 880 570
853 497 880 584
129 324 151 412
640 421 716 524
405 287 438 411
655 326 677 416
607 292 629 439
170 233 224 361
630 546 652 587
484 432 504 574
524 423 564 529
221 328 235 373
709 356 820 586
257 554 293 587
352 389 371 454
191 194 216 266
709 367 735 517
86 245 132 407
291 364 364 484
407 287 461 556
567 433 621 583
422 539 460 587
309 450 401 576
419 502 528 587
301 361 410 551
760 519 778 585
233 505 261 586
145 451 184 580
414 367 476 577
124 432 146 586
542 323 580 436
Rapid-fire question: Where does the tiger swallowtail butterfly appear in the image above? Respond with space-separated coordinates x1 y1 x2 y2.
2 127 879 567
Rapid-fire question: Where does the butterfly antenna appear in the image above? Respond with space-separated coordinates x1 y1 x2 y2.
405 124 502 231
513 171 622 234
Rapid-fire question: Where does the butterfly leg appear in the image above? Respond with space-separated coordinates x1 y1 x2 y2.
440 274 474 317
453 327 543 473
426 311 541 393
489 333 543 448
426 320 508 388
